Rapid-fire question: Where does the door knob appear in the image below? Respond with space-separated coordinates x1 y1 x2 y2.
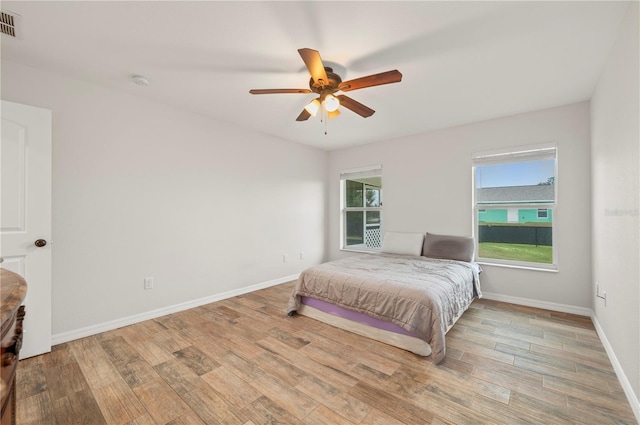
34 239 47 247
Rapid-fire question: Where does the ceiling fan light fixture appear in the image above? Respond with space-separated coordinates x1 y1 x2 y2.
324 94 340 112
304 98 321 116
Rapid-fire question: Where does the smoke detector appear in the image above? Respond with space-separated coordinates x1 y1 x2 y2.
131 75 150 86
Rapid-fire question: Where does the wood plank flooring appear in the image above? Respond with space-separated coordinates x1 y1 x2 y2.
16 281 637 424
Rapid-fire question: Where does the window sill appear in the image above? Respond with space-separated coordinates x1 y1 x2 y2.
340 248 382 255
477 261 558 273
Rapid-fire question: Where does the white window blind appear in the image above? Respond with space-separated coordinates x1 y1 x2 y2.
340 165 382 181
472 145 556 166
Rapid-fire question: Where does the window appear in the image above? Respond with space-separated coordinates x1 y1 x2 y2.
341 165 382 250
472 145 557 269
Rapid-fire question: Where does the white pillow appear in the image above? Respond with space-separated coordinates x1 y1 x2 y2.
381 232 425 256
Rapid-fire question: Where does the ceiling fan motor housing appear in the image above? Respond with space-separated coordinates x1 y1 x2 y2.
309 67 342 95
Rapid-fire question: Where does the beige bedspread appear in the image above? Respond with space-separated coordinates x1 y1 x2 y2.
287 253 481 363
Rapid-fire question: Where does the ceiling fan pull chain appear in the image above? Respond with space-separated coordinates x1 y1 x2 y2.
324 103 328 135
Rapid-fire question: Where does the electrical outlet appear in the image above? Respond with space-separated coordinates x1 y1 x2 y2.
144 277 154 290
300 251 305 260
283 254 288 263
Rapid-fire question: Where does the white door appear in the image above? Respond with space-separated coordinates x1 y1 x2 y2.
1 100 52 358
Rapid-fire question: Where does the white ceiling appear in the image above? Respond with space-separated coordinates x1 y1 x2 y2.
0 1 630 151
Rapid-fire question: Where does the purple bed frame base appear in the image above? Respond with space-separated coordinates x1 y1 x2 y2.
300 296 417 337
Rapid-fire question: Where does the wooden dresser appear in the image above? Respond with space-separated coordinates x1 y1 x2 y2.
1 268 27 425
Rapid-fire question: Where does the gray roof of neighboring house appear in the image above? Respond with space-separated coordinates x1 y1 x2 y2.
476 184 555 203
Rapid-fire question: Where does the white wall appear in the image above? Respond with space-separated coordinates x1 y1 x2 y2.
329 102 592 309
1 61 328 336
591 1 640 412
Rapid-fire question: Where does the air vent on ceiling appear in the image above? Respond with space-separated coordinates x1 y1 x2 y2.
1 10 22 38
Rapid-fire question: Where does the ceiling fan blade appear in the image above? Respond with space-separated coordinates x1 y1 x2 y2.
337 95 375 118
296 109 312 121
249 89 312 94
338 70 402 92
298 48 329 86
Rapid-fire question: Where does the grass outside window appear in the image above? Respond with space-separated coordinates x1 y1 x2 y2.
478 242 552 264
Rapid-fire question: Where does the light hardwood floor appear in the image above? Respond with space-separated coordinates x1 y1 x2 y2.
16 281 637 424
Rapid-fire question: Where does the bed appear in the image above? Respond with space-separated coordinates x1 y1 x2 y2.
286 232 482 363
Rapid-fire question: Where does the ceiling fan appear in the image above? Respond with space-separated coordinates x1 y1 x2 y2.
249 48 402 122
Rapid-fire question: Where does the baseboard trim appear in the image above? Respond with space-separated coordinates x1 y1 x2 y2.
590 313 640 424
482 292 639 423
481 292 592 316
52 274 299 346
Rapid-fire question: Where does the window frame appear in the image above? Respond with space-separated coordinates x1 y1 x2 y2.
472 144 558 271
340 165 383 252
